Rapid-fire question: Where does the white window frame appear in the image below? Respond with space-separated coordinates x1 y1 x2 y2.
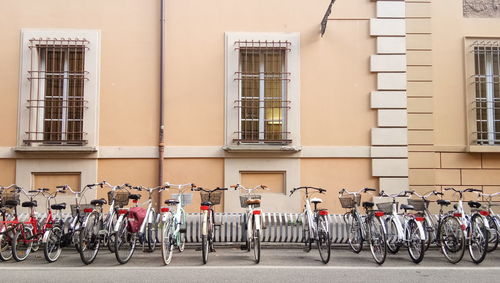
17 29 100 150
224 32 300 150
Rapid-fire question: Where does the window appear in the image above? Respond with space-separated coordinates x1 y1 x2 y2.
235 41 291 143
471 40 500 145
225 33 300 150
26 39 88 145
18 29 100 149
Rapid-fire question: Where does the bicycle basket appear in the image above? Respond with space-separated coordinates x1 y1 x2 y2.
171 193 193 205
376 202 396 214
0 190 20 207
200 191 222 205
70 204 96 217
239 195 261 208
107 190 130 207
407 199 428 211
339 194 361 209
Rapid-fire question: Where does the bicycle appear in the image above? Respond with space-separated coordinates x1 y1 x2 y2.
41 184 99 262
113 183 163 264
439 187 489 264
377 190 426 263
232 184 269 264
291 186 331 264
161 182 194 265
339 188 387 265
80 182 131 264
476 191 500 252
192 186 227 264
0 184 22 261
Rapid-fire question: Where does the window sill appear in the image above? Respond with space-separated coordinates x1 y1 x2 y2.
222 145 301 153
467 145 500 153
15 146 97 153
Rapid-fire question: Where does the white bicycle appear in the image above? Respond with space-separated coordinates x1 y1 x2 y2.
232 184 268 264
161 182 194 265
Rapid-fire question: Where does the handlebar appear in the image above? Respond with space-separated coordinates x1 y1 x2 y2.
379 190 411 198
192 187 228 193
290 186 326 197
338 187 377 196
232 184 270 194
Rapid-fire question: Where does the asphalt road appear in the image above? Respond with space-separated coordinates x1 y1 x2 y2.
0 246 499 283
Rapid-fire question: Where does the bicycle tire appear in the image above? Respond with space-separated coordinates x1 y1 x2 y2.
347 212 363 253
439 215 465 264
202 235 209 264
468 213 488 264
385 217 400 254
114 218 137 264
302 213 312 253
177 210 186 252
423 220 433 251
43 226 63 263
368 216 386 265
486 215 498 252
316 215 331 264
12 226 33 262
79 212 100 265
0 230 13 261
161 221 174 265
146 221 157 252
252 214 261 264
407 219 425 264
106 212 118 253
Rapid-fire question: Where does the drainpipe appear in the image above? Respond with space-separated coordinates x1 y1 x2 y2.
157 0 166 211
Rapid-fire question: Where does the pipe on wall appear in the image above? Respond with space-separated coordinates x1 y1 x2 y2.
157 0 166 210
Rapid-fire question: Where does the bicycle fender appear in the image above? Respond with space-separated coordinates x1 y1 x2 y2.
254 214 261 231
415 220 426 240
114 214 126 232
201 210 208 236
42 230 51 244
81 212 95 229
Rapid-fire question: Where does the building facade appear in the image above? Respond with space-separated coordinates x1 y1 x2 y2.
0 0 499 214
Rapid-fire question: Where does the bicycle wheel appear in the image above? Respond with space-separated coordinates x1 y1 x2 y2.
177 210 186 252
43 226 63 263
79 212 100 265
486 215 498 252
252 215 261 264
0 230 13 261
407 219 425 264
114 218 137 264
385 217 400 254
423 220 433 251
469 213 488 264
201 211 211 264
12 226 33 262
439 216 465 264
368 216 386 265
146 220 157 252
347 213 363 253
316 215 331 264
161 221 174 265
302 213 312 252
105 212 118 253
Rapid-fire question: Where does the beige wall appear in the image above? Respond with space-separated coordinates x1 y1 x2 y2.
301 158 378 214
0 160 16 185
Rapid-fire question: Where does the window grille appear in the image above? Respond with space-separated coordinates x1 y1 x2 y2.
471 40 500 145
25 38 89 145
233 40 291 144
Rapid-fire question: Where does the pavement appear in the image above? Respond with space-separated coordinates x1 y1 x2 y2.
0 246 499 283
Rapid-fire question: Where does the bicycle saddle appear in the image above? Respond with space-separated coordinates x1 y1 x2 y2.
468 201 481 209
128 194 141 200
22 201 37 208
51 203 66 210
90 198 107 206
437 199 450 206
362 201 374 208
165 199 179 205
201 201 212 206
246 199 261 205
310 198 323 204
400 204 415 211
5 200 19 207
